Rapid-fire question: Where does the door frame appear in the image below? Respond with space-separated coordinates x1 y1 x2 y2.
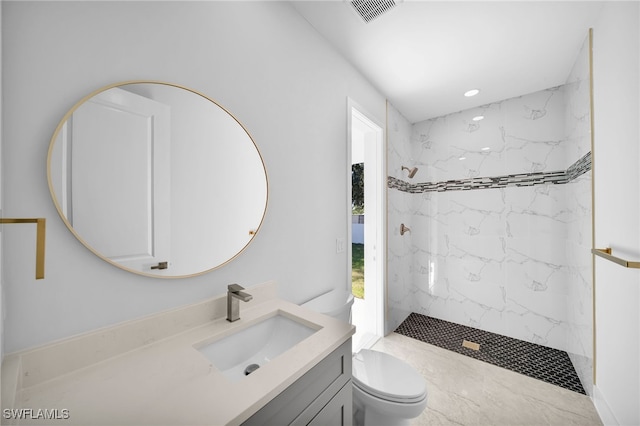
347 98 386 338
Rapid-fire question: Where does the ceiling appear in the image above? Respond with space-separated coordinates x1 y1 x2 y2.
290 1 604 123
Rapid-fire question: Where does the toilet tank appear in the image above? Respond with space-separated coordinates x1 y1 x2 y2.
301 289 354 324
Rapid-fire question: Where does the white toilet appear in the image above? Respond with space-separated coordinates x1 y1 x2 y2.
302 289 428 426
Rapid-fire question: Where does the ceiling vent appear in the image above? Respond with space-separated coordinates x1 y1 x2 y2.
350 0 398 23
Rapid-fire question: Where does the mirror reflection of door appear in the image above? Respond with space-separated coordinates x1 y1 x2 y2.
49 82 269 278
55 88 171 272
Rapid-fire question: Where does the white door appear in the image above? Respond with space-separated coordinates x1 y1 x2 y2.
67 88 171 273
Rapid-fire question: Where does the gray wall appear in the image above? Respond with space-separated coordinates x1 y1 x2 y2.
1 1 386 354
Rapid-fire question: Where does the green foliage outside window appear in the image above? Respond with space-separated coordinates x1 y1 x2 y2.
352 163 364 214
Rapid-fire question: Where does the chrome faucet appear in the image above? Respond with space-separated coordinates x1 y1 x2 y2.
227 284 253 322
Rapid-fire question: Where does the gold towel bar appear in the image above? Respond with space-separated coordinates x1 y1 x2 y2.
0 218 46 279
592 247 640 269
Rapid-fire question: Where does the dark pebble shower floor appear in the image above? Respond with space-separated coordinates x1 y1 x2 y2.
395 312 586 394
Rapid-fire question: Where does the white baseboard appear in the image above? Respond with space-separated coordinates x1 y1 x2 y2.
593 385 619 426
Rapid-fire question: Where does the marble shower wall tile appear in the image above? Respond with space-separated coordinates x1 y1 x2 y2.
386 102 414 333
564 33 594 396
405 86 587 353
502 87 568 173
388 100 417 181
412 86 568 182
409 185 574 351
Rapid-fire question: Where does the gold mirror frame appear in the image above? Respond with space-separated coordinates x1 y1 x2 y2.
47 81 268 278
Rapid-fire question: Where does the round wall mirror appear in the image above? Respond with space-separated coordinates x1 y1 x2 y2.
48 81 268 278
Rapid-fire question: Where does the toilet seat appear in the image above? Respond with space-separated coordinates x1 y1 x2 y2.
352 349 427 404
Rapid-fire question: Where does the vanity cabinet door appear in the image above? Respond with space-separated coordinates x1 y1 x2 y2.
307 381 353 426
242 339 352 426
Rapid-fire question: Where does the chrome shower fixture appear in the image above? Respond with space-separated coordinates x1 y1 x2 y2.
402 166 418 178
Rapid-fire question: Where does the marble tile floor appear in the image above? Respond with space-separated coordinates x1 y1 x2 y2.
371 333 602 426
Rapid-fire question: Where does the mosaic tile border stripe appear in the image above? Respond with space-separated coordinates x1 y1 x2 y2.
389 151 591 193
395 313 586 394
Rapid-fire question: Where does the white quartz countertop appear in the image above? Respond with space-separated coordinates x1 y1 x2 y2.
9 297 354 425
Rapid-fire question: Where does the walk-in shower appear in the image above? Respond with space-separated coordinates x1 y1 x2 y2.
386 33 593 396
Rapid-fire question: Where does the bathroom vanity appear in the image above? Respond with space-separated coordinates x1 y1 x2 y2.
1 282 355 425
242 340 352 426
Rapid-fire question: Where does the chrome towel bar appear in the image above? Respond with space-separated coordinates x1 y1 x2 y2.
592 247 640 269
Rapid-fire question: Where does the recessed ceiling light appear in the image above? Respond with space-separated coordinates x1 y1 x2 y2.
459 156 466 160
472 115 485 121
481 147 490 151
464 89 480 97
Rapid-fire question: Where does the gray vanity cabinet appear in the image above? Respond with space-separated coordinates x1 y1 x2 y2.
242 339 353 426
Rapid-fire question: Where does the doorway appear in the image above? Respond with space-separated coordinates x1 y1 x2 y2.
348 101 385 352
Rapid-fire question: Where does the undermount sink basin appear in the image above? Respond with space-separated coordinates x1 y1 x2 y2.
195 313 318 382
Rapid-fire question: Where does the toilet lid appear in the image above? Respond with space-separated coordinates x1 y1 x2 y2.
352 349 427 404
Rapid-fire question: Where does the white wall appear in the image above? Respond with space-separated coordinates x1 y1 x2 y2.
1 1 386 354
592 2 640 425
0 0 4 361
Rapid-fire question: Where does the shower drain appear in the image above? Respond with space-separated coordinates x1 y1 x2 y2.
462 339 481 351
244 363 260 376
